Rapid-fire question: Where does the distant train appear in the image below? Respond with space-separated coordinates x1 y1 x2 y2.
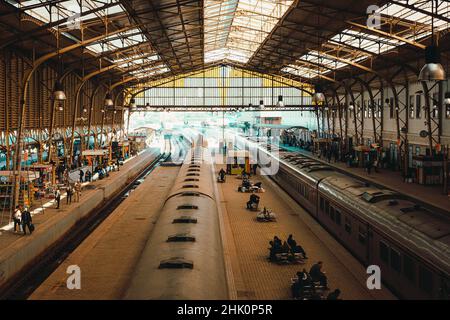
236 136 450 300
125 134 228 299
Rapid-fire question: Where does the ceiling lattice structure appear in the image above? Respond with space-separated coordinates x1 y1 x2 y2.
0 0 449 90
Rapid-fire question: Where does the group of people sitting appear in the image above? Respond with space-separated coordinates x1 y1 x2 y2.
256 207 276 222
291 261 340 300
269 234 307 262
239 177 263 193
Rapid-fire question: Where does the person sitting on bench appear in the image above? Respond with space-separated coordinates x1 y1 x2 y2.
218 168 226 182
269 239 283 261
242 178 251 189
247 194 260 209
287 234 308 259
273 236 282 248
309 261 328 289
292 270 312 298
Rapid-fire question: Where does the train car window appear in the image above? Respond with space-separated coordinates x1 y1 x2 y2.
419 266 433 294
325 201 330 215
358 227 367 245
320 197 324 211
159 258 194 269
335 210 342 225
345 218 352 234
390 249 401 272
184 178 199 182
177 205 199 210
379 241 389 263
182 185 199 188
403 255 416 283
329 207 335 221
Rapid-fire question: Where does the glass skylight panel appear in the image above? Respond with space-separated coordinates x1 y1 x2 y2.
14 0 124 25
85 28 145 53
204 0 295 64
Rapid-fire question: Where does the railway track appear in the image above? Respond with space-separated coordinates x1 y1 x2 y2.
1 152 169 300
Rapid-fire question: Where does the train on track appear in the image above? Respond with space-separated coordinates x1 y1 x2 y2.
125 134 228 299
235 135 450 300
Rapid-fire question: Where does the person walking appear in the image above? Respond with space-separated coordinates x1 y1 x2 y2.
66 185 73 204
55 188 61 209
13 205 22 233
366 161 373 175
74 182 81 202
21 207 33 235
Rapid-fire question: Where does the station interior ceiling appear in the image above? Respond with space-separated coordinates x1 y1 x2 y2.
0 0 449 131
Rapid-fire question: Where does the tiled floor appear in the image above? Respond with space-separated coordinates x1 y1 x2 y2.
216 165 396 300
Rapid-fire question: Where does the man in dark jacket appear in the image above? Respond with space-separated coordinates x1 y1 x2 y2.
79 169 84 182
21 208 33 235
309 261 328 288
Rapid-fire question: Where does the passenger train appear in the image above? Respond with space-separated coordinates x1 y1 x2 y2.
236 135 450 300
125 134 228 299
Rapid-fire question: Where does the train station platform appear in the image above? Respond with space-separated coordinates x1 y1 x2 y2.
0 149 160 296
278 144 449 213
214 164 396 300
29 165 179 300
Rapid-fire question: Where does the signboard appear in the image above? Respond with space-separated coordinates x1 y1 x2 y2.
82 149 108 156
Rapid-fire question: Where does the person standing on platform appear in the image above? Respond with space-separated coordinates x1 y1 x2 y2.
85 169 91 182
21 207 33 235
79 169 84 183
366 161 372 175
66 185 73 205
13 205 22 233
55 188 61 209
252 163 258 175
74 182 81 202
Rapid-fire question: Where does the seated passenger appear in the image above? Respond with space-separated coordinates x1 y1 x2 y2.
218 168 226 181
273 236 282 248
309 261 328 288
327 289 341 300
254 182 262 189
246 194 260 209
242 179 251 189
287 234 308 259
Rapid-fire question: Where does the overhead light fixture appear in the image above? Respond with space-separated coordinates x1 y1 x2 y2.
259 100 264 109
312 84 325 105
418 45 446 81
348 101 354 110
104 93 114 107
277 95 284 107
53 81 66 101
418 2 445 82
129 98 136 109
